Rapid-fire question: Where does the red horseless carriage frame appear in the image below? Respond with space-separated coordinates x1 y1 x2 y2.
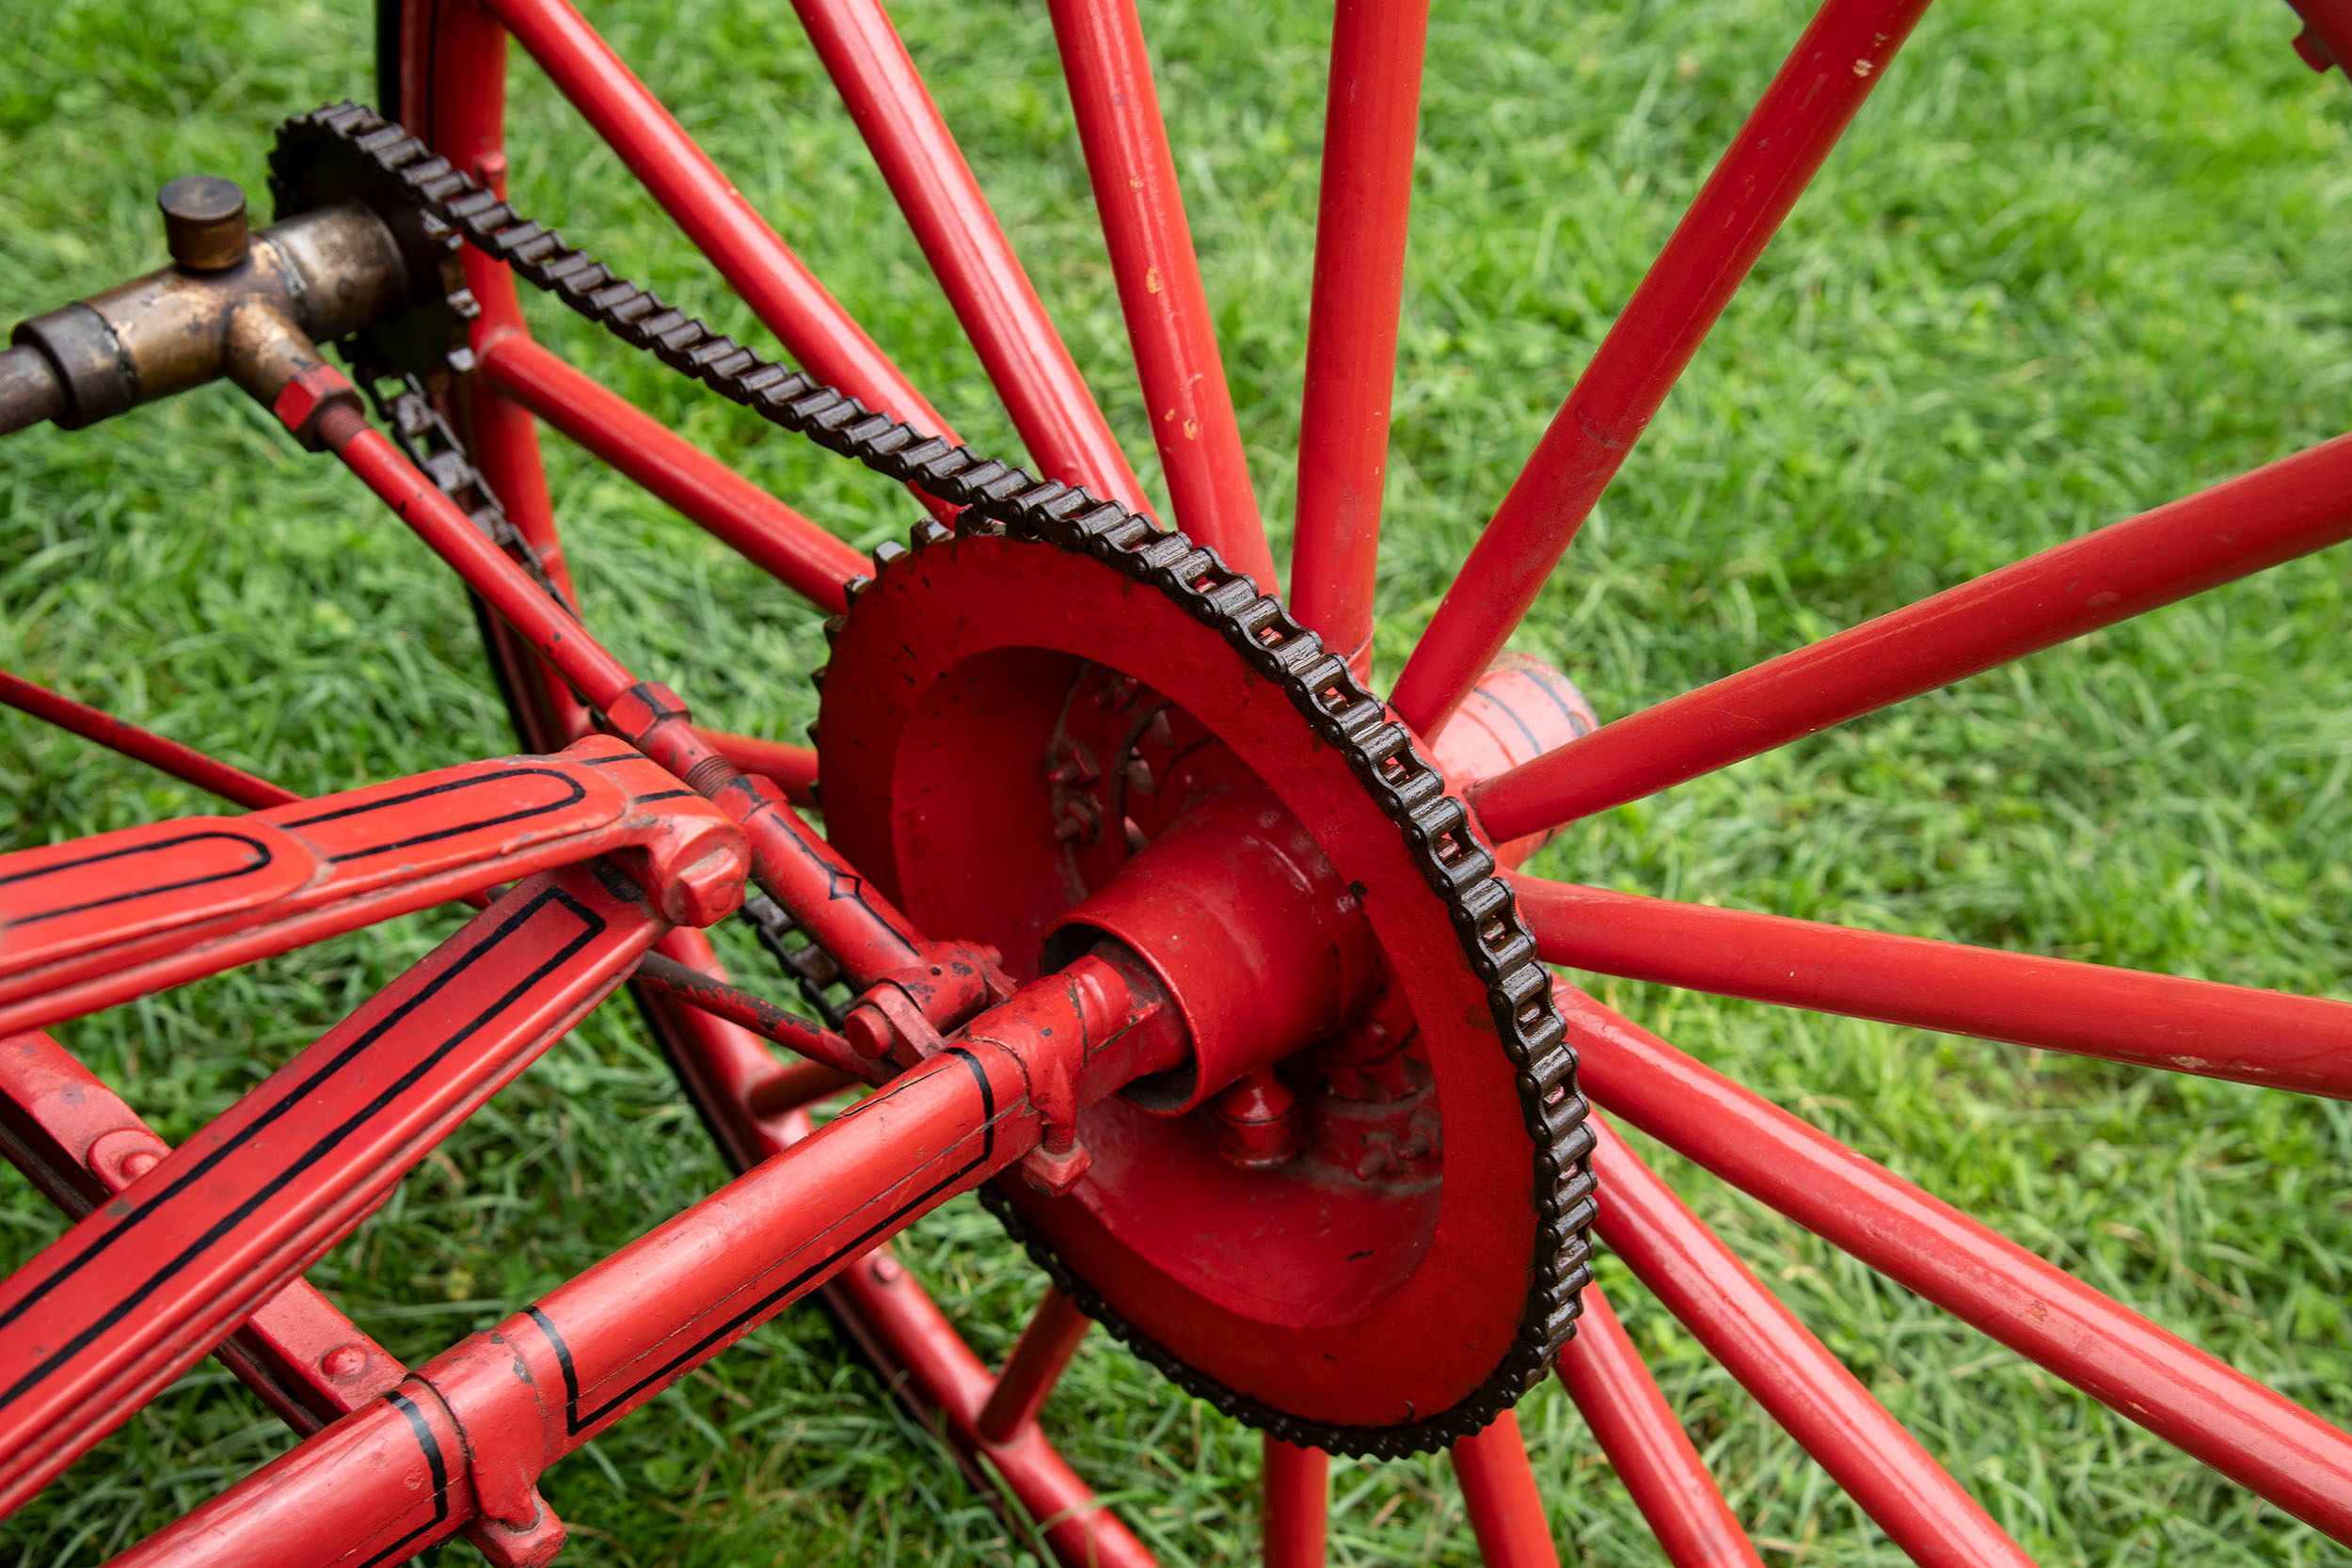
3 0 2352 1562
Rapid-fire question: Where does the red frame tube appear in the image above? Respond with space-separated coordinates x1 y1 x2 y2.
1261 1438 1327 1568
1391 0 1931 736
110 956 1168 1566
1556 1286 1761 1568
976 1287 1092 1443
480 0 961 457
1450 1412 1558 1568
702 730 819 807
1519 879 2352 1098
0 1031 560 1566
1473 430 2352 841
1288 0 1431 673
0 863 671 1517
790 0 1149 508
477 333 866 613
0 671 283 810
1588 1117 2035 1567
1046 0 1278 588
0 739 738 1037
1564 984 2352 1545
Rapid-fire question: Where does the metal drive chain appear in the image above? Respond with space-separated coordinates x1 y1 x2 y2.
270 101 1596 1455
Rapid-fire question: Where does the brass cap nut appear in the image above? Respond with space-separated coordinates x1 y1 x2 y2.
157 175 249 271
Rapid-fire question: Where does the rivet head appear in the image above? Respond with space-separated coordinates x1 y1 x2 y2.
157 175 248 271
319 1343 368 1380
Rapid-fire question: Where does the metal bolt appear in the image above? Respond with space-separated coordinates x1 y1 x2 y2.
157 176 249 272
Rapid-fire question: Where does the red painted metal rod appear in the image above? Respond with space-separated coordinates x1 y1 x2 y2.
1262 1437 1328 1568
1288 0 1431 673
702 730 819 808
1391 0 1931 736
0 670 284 811
1556 1285 1762 1567
631 954 879 1085
1475 430 2352 841
111 956 1173 1567
1451 1411 1559 1568
1566 985 2352 1544
0 1030 557 1566
976 1286 1092 1443
480 0 961 465
324 404 928 986
829 1247 1156 1568
1588 1117 2036 1566
476 333 866 614
790 0 1149 508
1519 879 2352 1097
1046 0 1278 589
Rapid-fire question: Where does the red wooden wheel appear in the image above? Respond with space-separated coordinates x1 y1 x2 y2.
1 0 2349 1563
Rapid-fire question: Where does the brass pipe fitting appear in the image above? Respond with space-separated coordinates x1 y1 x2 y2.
2 177 413 435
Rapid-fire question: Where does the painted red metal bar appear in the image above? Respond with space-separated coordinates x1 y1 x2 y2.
0 671 282 811
976 1287 1092 1443
477 332 866 613
1046 0 1278 588
0 737 740 1037
415 0 596 750
702 729 820 808
611 935 1147 1567
1451 1412 1558 1568
322 405 929 987
1563 984 2352 1545
1391 0 1930 736
1262 1438 1327 1568
1519 879 2352 1098
0 861 677 1518
1473 430 2352 841
109 953 1181 1567
1556 1285 1762 1568
480 0 961 458
790 0 1149 508
0 1030 562 1565
827 1246 1155 1568
1287 0 1430 673
1588 1117 2035 1566
631 951 879 1085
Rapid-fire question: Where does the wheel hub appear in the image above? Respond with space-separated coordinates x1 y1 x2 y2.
818 523 1596 1454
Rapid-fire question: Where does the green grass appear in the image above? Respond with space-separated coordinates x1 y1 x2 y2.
4 0 2350 1561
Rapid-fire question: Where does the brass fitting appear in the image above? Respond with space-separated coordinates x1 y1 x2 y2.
0 176 413 436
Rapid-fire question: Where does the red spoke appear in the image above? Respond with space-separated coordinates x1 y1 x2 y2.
1589 1117 2036 1566
1474 431 2352 840
0 863 672 1517
1262 1438 1327 1568
1047 0 1278 588
477 334 866 613
791 0 1150 507
1390 0 1930 736
1451 1411 1558 1568
1287 0 1430 673
1565 984 2352 1544
1519 879 2352 1098
976 1287 1092 1443
0 671 284 811
1556 1286 1762 1568
481 0 961 456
